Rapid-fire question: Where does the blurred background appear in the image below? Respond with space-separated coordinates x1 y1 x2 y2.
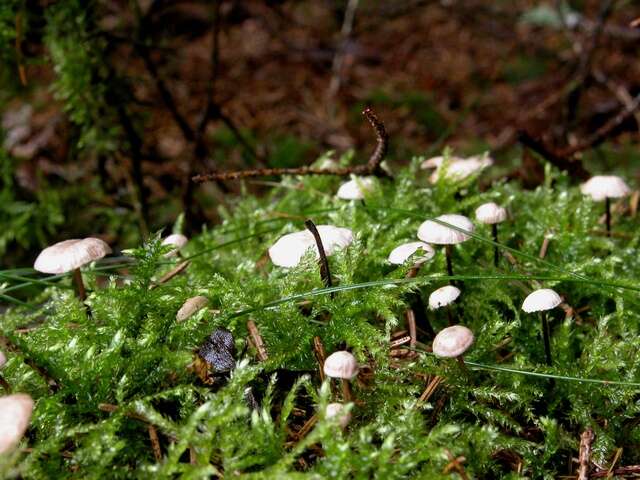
1 0 640 268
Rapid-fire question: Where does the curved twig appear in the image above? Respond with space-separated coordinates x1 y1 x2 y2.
192 107 390 183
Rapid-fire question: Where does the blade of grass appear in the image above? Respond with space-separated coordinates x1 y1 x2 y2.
228 273 640 320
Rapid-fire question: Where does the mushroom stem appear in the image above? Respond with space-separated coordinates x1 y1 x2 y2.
446 306 454 326
455 356 469 375
341 379 352 402
72 268 86 301
405 263 436 338
408 296 435 338
605 197 611 237
304 219 333 290
444 245 455 286
492 224 499 267
540 312 552 366
0 375 10 392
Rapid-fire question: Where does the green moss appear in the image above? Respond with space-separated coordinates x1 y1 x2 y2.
2 155 640 478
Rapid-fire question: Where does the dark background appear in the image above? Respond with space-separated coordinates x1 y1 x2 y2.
2 0 640 267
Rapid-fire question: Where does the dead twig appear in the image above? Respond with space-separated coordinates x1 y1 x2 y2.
443 450 469 480
313 336 327 382
557 91 640 157
591 465 640 478
247 320 268 362
148 424 162 462
418 375 443 404
150 261 190 289
193 108 390 182
516 131 590 180
577 427 595 480
539 235 551 259
305 219 333 290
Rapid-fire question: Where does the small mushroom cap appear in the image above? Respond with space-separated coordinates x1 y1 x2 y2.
475 202 507 224
432 325 474 358
417 214 474 245
34 238 111 274
162 234 188 257
176 295 209 322
428 285 461 309
323 351 359 380
0 351 5 368
387 242 435 265
268 225 354 268
428 155 493 183
580 175 631 201
420 155 464 170
522 288 562 313
0 394 34 454
325 402 351 428
336 177 376 200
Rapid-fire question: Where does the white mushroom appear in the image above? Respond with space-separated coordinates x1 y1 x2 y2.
522 289 562 313
428 155 493 183
0 351 5 369
428 285 461 310
387 242 435 265
475 202 508 266
268 225 353 268
432 325 474 358
336 177 376 200
162 233 188 257
475 202 507 225
417 214 474 281
580 175 630 201
522 288 562 365
417 214 474 245
176 295 209 322
34 238 111 300
325 402 351 428
580 175 631 236
323 351 359 380
0 394 34 454
420 155 462 170
323 351 359 401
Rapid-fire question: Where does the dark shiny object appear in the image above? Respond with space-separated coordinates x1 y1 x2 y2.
198 328 236 373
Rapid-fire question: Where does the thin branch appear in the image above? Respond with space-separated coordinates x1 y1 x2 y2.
247 320 268 361
557 91 640 157
193 107 390 182
305 219 333 289
516 131 590 180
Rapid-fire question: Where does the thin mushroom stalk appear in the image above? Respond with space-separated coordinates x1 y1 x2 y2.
475 202 507 268
580 175 630 238
341 379 352 402
491 224 499 267
540 312 552 366
522 288 562 367
72 269 86 301
444 245 455 283
0 376 10 392
605 197 611 237
388 242 437 340
417 214 473 288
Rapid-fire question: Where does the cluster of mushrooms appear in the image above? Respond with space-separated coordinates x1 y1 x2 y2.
0 159 633 450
